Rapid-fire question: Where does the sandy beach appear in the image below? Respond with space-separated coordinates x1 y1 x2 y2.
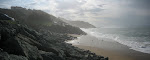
67 35 150 60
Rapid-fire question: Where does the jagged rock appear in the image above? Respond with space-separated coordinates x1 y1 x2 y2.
0 7 108 60
40 50 64 60
15 35 43 60
9 55 28 60
0 51 9 60
0 51 27 60
0 13 14 21
0 34 43 60
105 57 109 60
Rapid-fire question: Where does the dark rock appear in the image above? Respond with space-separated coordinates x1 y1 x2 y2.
0 13 14 21
0 51 9 60
105 57 109 60
40 50 64 60
15 35 43 60
9 55 28 60
0 37 25 56
0 51 27 60
0 7 108 60
0 34 43 60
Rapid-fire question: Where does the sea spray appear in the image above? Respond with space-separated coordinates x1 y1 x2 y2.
81 28 150 54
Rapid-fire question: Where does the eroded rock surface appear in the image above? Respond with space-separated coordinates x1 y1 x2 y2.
0 9 108 60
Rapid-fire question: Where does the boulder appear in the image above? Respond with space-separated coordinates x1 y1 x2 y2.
9 55 28 60
0 34 43 60
0 51 27 60
15 35 43 60
40 50 64 60
0 51 9 60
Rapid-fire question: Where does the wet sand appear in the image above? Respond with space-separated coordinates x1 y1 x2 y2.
75 45 134 60
67 35 150 60
75 45 150 60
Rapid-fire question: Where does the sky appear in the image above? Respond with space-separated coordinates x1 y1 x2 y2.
0 0 150 28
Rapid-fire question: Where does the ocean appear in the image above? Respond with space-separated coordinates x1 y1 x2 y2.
81 28 150 54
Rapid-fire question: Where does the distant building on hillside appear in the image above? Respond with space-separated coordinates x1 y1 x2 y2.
11 6 26 10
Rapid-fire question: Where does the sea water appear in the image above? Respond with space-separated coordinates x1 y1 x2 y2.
81 28 150 54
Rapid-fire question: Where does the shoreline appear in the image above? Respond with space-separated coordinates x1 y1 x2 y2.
74 45 150 60
74 45 134 60
68 34 150 60
0 20 108 60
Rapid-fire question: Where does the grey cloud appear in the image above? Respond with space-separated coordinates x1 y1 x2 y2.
0 0 149 28
98 4 106 7
85 8 104 12
0 0 10 3
0 0 12 8
56 0 80 9
28 2 37 6
125 0 150 9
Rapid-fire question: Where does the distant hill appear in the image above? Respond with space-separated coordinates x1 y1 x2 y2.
0 6 86 35
59 18 96 28
0 7 107 60
68 21 96 28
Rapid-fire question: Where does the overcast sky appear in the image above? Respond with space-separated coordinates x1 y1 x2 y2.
0 0 150 28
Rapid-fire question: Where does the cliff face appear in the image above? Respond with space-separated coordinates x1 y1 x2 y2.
59 18 96 28
67 21 96 28
0 7 86 35
0 7 108 60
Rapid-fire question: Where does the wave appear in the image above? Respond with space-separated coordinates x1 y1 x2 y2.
81 28 150 54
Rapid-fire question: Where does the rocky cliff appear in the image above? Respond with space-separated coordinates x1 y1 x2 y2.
0 7 86 35
59 18 96 28
0 7 108 60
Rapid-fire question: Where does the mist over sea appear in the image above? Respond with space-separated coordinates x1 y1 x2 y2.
81 28 150 54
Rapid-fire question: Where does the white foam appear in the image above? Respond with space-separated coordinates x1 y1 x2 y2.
81 28 150 54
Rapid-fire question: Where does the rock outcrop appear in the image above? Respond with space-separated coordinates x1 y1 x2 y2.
0 7 108 60
59 17 96 28
0 7 86 35
0 13 14 21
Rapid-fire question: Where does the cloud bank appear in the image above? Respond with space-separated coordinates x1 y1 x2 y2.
0 0 150 28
